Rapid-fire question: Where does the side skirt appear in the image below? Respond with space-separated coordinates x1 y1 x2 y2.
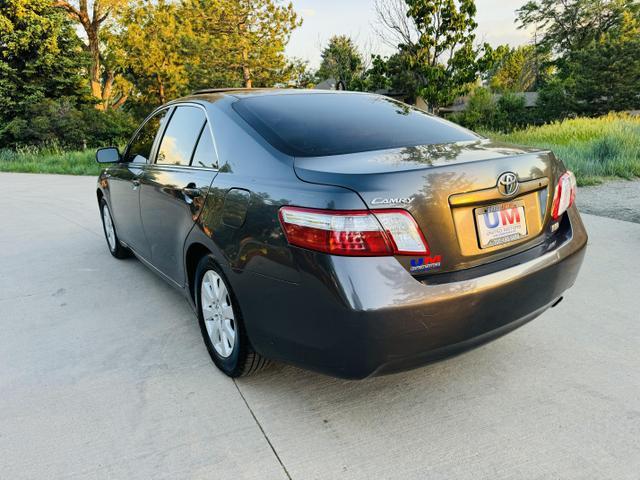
120 240 188 295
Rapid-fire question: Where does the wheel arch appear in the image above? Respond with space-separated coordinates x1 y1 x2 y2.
185 242 213 301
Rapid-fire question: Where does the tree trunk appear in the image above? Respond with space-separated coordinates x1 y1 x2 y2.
239 18 252 88
102 70 115 110
242 56 253 88
242 65 253 88
157 74 166 104
55 1 123 109
112 93 129 110
87 28 103 108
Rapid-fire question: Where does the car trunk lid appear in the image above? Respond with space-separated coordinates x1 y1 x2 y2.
294 140 563 275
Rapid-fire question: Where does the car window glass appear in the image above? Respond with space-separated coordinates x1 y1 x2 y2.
191 122 217 168
124 109 169 164
232 93 480 157
156 106 206 166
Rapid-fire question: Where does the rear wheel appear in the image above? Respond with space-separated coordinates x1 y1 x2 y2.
100 199 129 259
195 255 270 377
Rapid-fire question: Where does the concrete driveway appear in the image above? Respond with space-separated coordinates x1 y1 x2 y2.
1 172 639 480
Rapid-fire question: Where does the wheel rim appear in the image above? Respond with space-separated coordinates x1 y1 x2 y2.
102 205 116 251
201 270 236 358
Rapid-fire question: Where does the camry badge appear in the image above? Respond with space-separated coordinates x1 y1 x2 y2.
371 197 414 205
497 172 519 196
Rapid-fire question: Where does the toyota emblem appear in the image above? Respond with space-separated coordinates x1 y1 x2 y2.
497 172 519 196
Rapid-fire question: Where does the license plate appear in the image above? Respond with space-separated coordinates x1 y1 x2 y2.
475 201 528 249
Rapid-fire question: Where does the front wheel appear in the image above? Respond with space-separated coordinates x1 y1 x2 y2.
195 255 270 377
100 198 129 259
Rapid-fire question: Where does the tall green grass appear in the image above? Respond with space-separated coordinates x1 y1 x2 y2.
0 146 100 176
487 114 640 186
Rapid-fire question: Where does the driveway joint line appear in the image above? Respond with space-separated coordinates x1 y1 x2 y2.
233 379 292 480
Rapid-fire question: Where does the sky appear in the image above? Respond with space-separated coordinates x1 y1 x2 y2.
285 0 534 69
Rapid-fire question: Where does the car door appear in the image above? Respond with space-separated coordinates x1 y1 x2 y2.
108 108 170 259
138 104 219 285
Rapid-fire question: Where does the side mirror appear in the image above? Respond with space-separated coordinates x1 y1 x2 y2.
96 147 121 164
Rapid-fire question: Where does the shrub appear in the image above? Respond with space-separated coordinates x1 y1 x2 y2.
449 87 496 131
495 93 529 131
450 87 531 133
0 98 137 150
533 79 577 124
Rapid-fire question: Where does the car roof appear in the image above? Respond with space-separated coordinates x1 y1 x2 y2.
184 88 370 103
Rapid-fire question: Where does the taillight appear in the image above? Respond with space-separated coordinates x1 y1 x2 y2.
551 171 577 220
371 209 430 255
278 206 429 257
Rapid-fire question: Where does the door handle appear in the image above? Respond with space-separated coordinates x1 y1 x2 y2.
132 178 140 188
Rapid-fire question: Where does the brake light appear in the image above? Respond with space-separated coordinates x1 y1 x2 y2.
278 206 429 257
551 171 577 220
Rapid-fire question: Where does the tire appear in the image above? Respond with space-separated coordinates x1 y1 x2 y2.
195 255 270 377
99 198 130 259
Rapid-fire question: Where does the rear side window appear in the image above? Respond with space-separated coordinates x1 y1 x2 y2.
124 109 169 163
191 122 216 168
232 93 479 157
156 106 206 166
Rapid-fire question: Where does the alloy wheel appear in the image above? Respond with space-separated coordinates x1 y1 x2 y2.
200 270 236 358
102 204 116 251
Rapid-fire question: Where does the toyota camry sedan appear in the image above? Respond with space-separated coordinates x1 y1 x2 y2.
96 89 587 379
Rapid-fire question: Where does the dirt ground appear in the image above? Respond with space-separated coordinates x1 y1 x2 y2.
577 180 640 224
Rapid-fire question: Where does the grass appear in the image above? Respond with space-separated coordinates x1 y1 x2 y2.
486 113 640 186
0 147 100 176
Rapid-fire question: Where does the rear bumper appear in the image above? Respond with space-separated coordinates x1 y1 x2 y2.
237 207 588 379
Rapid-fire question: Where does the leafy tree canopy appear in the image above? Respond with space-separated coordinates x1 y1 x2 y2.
182 0 301 90
115 0 187 105
375 0 480 112
516 0 639 55
488 45 549 93
567 10 640 114
316 35 365 90
0 0 93 146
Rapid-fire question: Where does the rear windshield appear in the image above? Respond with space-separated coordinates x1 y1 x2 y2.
232 93 479 157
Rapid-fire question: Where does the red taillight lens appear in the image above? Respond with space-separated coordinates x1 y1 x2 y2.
552 171 577 220
278 206 429 257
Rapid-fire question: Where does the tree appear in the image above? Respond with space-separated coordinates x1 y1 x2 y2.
316 35 364 90
449 86 496 130
516 0 638 56
0 0 91 146
494 93 529 130
519 0 640 117
283 57 314 88
54 0 128 109
534 78 577 122
116 0 188 105
182 0 301 89
385 52 421 101
449 87 531 132
477 43 511 84
362 54 392 92
489 45 546 93
374 0 480 112
567 11 640 114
